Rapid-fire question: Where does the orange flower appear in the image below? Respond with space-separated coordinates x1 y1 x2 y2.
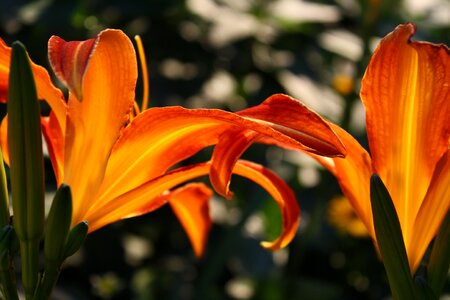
0 30 345 257
311 23 449 272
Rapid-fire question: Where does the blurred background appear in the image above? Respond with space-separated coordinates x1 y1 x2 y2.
1 0 449 299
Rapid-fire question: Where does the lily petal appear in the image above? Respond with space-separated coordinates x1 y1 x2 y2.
238 94 346 157
41 112 64 184
48 29 138 223
312 124 375 239
236 160 299 250
361 23 450 244
210 129 259 199
94 99 345 215
48 35 96 102
0 38 11 103
85 160 299 250
0 117 8 164
119 182 213 258
169 183 213 258
0 37 67 137
409 149 450 272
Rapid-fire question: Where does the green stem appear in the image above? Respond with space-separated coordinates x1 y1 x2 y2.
33 263 60 300
20 239 40 299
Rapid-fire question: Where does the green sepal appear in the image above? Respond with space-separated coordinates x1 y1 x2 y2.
427 211 450 296
63 221 88 259
370 174 417 300
7 41 45 299
44 184 72 264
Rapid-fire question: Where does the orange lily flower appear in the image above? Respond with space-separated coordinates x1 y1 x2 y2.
311 23 449 272
0 30 346 257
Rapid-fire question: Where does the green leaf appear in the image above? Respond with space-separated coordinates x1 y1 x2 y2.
7 41 45 299
370 174 417 300
427 211 450 296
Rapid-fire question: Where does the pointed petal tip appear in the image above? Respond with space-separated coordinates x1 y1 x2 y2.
169 183 213 259
260 216 300 251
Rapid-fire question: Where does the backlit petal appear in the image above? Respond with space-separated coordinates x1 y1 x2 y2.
1 37 67 129
311 124 375 239
95 101 344 213
0 38 9 102
236 160 299 250
169 183 213 257
48 35 96 102
361 23 450 244
238 94 346 157
86 160 299 250
86 163 211 231
0 117 8 164
210 129 258 198
41 112 64 184
52 30 137 223
409 150 450 272
209 94 348 200
119 182 213 258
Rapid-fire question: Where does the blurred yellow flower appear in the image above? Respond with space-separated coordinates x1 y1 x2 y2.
332 74 354 96
327 196 368 238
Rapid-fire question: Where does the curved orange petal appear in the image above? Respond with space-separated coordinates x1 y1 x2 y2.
48 35 96 102
238 94 346 157
86 163 211 231
311 124 375 239
118 182 213 258
0 117 8 164
409 149 450 272
0 38 11 103
95 95 346 212
360 23 450 244
41 112 64 184
169 183 213 258
209 94 349 200
235 160 299 250
1 37 67 129
85 160 299 250
49 29 137 223
94 113 223 215
210 129 259 199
